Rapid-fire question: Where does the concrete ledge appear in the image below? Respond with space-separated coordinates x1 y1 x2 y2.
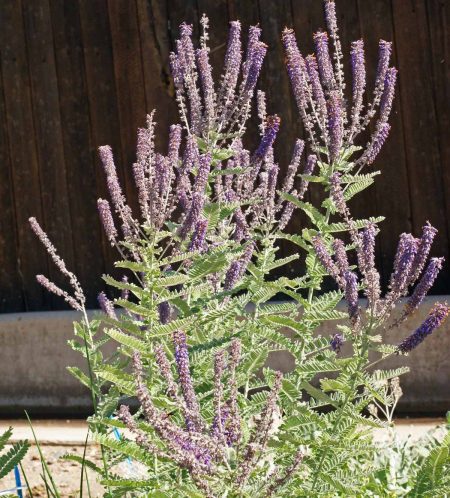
0 297 449 416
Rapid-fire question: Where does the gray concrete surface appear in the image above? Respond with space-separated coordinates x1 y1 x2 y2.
0 296 449 416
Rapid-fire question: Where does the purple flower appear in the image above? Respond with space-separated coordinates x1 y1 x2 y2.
168 124 182 167
409 222 438 284
196 48 216 129
330 333 344 352
158 301 171 325
359 224 381 307
254 115 280 159
332 239 349 274
312 235 343 287
243 41 267 95
188 217 208 252
193 153 212 194
375 40 392 91
361 123 390 166
242 25 262 82
398 302 449 353
173 330 201 431
330 172 347 214
313 31 335 90
406 257 444 315
278 190 297 230
389 233 419 295
36 275 82 311
305 55 327 125
179 192 205 240
98 291 116 319
327 91 344 163
298 154 318 199
98 145 134 237
219 21 242 110
280 139 305 196
344 270 359 323
136 112 156 165
97 199 118 244
224 242 254 291
350 40 366 133
282 29 308 112
379 67 397 125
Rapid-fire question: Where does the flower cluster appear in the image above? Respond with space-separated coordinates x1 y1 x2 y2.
118 332 300 496
282 3 396 168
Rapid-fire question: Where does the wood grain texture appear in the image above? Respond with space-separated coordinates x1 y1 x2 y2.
0 0 448 310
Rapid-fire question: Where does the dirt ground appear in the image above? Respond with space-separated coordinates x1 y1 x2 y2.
1 444 104 497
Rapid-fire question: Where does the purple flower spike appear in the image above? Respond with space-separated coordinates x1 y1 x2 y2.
219 21 242 108
305 55 327 125
313 31 335 90
242 25 262 82
196 48 216 129
168 124 182 167
98 291 116 319
194 153 212 193
362 123 390 166
330 333 344 352
344 270 359 323
327 91 344 164
350 40 366 133
390 233 419 295
243 41 267 95
278 190 297 230
179 192 205 240
312 235 343 287
173 330 201 431
406 257 444 315
188 217 208 252
224 242 254 291
333 239 349 275
97 199 118 244
330 172 347 215
298 154 318 199
409 222 438 284
379 67 397 125
398 302 449 354
360 223 377 273
36 275 82 311
375 40 392 91
280 139 305 196
255 115 280 159
158 301 171 325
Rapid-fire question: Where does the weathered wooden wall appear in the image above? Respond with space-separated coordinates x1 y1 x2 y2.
0 0 448 312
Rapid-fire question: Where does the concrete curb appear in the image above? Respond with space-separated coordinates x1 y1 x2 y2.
1 297 449 416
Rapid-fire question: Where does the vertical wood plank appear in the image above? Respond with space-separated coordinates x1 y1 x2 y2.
426 0 450 292
107 0 148 216
136 0 177 153
391 0 449 293
0 0 47 310
22 0 75 309
79 0 123 286
49 0 105 307
0 58 23 311
167 0 199 45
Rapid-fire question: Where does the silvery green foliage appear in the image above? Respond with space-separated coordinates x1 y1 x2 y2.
29 2 449 497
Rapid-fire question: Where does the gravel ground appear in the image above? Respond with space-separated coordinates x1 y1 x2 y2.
1 418 446 497
1 444 104 497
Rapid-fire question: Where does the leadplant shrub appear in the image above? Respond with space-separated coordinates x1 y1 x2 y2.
28 1 449 496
